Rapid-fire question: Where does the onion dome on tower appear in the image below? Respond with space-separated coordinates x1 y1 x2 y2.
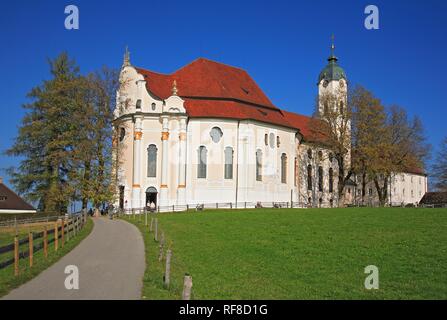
318 36 347 83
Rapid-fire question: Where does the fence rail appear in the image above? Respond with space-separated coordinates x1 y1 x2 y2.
0 211 87 275
0 214 68 228
117 201 309 215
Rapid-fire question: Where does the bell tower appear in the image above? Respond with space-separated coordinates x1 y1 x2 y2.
317 35 347 118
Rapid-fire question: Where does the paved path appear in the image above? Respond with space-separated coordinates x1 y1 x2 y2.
3 218 145 300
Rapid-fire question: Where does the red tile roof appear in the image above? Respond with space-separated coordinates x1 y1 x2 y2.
136 58 278 110
282 111 329 144
134 58 322 140
403 166 426 176
183 98 295 129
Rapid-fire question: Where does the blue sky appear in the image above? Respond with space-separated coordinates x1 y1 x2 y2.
0 0 446 189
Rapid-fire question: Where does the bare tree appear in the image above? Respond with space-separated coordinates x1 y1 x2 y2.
432 137 447 191
309 87 352 206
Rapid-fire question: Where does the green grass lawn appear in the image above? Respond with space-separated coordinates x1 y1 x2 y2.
0 218 93 297
124 207 447 300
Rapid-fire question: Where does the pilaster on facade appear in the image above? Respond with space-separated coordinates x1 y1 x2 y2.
132 116 143 209
177 117 188 206
159 115 170 207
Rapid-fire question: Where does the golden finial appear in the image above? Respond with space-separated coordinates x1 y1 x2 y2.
172 80 178 96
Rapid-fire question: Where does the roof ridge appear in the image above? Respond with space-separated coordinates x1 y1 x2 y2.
134 66 173 76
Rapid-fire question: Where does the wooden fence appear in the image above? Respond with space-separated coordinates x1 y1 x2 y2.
121 212 193 300
116 201 308 216
0 212 88 276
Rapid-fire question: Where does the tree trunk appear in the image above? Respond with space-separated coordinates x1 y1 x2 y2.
374 176 389 207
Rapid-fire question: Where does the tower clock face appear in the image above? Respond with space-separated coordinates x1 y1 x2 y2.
323 80 329 87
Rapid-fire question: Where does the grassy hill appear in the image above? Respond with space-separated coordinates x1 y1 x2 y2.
125 207 447 299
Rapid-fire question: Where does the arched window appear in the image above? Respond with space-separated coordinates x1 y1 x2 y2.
329 168 334 193
307 149 313 159
264 134 268 146
318 166 323 192
136 99 142 109
224 147 233 179
329 153 334 163
277 136 281 147
294 157 298 187
151 102 156 111
339 100 344 114
281 153 287 184
256 149 262 181
119 127 126 142
197 146 207 178
147 144 157 177
318 151 323 161
307 165 312 190
269 133 275 149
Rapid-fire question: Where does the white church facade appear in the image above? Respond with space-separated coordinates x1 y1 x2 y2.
113 46 427 211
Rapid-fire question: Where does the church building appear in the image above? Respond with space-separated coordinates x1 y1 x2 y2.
113 45 426 211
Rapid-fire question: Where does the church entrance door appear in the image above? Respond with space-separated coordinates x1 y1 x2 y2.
145 186 158 209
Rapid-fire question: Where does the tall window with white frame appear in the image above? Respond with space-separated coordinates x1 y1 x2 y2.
147 144 157 177
198 146 207 178
294 157 298 186
281 153 287 183
224 147 233 179
256 149 262 181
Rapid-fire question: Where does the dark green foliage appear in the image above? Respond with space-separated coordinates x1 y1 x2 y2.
6 53 119 213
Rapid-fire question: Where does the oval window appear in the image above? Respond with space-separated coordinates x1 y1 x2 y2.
210 127 223 143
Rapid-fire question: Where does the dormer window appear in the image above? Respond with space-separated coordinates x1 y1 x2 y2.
136 99 142 109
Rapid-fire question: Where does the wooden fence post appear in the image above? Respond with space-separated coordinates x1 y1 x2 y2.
43 226 48 258
154 218 158 242
150 217 154 232
164 249 172 288
66 219 70 242
158 243 164 262
61 220 65 248
182 274 193 300
54 221 58 252
145 211 148 226
14 235 19 276
29 232 33 268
